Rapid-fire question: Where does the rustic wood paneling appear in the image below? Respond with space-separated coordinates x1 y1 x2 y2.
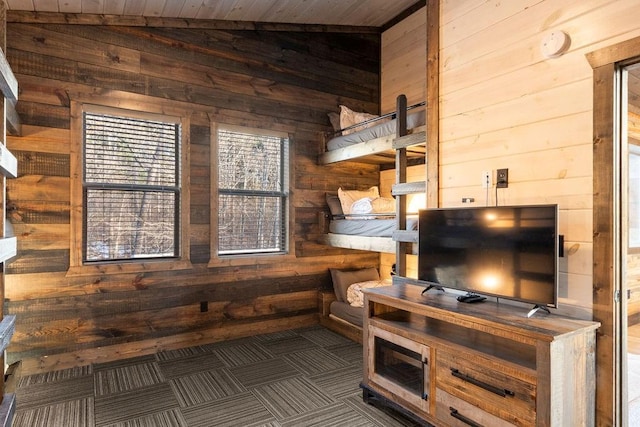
439 3 640 424
4 18 381 373
381 6 426 113
5 1 417 28
438 0 640 314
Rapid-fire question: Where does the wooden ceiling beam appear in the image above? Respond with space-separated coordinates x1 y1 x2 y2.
6 11 381 33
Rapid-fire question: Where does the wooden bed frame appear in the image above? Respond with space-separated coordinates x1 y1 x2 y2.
317 95 425 254
318 100 426 166
317 290 362 343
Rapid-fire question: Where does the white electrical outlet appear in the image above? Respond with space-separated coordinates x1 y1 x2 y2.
481 171 490 188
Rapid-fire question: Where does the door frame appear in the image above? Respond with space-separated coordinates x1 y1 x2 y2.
587 37 640 426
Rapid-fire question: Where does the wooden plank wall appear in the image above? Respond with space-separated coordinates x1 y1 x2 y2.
381 7 426 114
438 0 640 316
4 17 382 373
378 9 427 281
379 165 424 280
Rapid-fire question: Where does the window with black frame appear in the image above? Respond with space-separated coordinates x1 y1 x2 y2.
83 111 181 262
216 126 289 256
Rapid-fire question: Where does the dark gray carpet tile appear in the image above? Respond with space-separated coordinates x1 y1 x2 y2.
18 364 93 387
155 345 217 362
229 357 302 388
283 347 351 376
251 329 301 343
212 341 275 368
157 352 226 379
170 368 245 407
181 391 276 427
16 375 94 409
325 342 364 365
343 395 419 427
309 365 364 400
259 335 319 356
93 354 157 371
12 397 94 427
252 377 335 420
94 382 179 426
278 401 375 427
204 335 268 349
297 327 353 348
94 361 165 396
102 409 188 427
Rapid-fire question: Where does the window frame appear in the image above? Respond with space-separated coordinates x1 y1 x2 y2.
69 101 192 276
209 122 294 267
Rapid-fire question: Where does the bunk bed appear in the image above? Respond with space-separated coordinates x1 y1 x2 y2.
317 95 427 340
318 95 426 254
318 101 426 165
320 190 418 254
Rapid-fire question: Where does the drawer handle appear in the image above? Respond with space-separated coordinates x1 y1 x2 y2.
450 368 515 398
449 407 482 427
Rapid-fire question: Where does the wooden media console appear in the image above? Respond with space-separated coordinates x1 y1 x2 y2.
361 283 600 426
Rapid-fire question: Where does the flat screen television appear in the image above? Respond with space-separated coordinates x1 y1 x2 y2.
418 204 559 312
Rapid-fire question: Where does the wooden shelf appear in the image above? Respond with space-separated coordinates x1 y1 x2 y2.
0 238 16 264
0 145 17 178
0 50 18 102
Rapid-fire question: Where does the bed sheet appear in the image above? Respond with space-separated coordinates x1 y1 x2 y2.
326 109 426 151
329 216 418 237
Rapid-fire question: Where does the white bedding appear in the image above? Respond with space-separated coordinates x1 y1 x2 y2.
329 216 418 237
326 109 426 151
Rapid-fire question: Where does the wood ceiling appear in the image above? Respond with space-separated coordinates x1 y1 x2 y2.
4 0 421 27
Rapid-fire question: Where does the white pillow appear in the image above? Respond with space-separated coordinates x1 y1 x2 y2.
351 197 373 215
339 105 378 135
371 197 396 213
337 187 380 214
347 280 389 307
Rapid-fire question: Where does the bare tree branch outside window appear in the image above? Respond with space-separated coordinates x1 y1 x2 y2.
83 112 180 262
217 129 288 255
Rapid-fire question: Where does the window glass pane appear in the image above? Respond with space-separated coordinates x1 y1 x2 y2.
216 127 288 256
85 189 177 261
85 113 178 187
629 147 640 247
218 194 284 254
83 111 180 262
218 129 282 192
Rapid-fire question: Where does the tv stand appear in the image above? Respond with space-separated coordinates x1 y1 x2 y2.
526 304 551 318
362 283 600 426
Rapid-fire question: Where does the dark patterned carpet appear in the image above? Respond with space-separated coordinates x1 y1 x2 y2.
14 326 419 427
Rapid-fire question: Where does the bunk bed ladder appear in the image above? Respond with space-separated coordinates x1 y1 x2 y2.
391 95 426 279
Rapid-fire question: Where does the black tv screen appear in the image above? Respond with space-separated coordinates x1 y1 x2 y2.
418 205 558 308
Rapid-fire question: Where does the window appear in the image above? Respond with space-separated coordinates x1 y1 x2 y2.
629 143 640 250
215 125 289 256
83 110 181 262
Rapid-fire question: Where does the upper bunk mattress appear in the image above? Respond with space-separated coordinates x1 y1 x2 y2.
329 216 418 237
326 109 426 151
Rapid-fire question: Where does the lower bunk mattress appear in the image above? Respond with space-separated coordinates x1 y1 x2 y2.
329 300 364 328
329 216 418 237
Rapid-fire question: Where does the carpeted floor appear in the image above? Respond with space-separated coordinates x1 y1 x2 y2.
13 326 419 427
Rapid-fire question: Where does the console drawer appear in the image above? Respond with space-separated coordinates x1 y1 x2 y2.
436 350 535 426
436 388 516 427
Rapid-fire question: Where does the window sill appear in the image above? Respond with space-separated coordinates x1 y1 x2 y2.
207 252 295 268
66 259 193 277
